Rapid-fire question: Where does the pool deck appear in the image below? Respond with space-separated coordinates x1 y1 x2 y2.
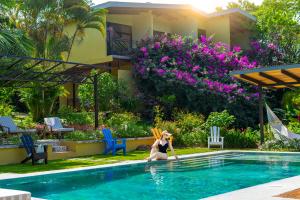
1 150 300 200
203 175 300 200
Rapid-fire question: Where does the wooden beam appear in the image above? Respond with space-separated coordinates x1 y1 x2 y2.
240 74 265 85
259 72 295 89
281 69 300 82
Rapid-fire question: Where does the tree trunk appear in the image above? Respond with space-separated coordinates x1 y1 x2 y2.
66 28 78 61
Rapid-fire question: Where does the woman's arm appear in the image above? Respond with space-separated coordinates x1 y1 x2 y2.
169 143 178 159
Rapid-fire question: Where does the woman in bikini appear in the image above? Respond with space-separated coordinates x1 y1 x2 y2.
147 130 178 162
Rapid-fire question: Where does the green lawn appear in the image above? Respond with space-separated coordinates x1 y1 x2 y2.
0 148 216 174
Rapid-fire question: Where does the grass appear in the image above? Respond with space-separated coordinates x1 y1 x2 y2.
0 147 216 174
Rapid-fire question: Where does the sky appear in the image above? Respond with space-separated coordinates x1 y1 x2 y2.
92 0 263 13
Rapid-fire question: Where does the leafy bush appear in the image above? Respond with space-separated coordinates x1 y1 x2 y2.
78 72 118 111
288 121 300 134
14 115 36 129
112 122 150 138
64 130 102 141
223 128 259 148
175 111 205 133
180 129 207 147
106 112 140 127
57 106 94 125
155 111 206 146
106 112 150 138
205 110 235 129
262 139 300 151
0 103 13 116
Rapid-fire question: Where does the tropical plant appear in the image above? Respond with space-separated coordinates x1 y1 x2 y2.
66 4 106 60
19 84 65 122
205 110 236 129
0 1 33 56
223 128 259 148
78 72 118 111
57 106 94 125
282 89 300 119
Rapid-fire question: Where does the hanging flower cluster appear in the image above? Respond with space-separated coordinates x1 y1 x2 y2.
132 35 259 100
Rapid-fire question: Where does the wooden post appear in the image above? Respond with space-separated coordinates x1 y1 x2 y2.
259 85 264 144
94 74 99 129
72 83 76 109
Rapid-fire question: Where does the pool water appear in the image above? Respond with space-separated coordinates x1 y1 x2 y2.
1 152 300 200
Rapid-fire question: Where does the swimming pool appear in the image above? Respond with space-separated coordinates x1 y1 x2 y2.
1 152 300 200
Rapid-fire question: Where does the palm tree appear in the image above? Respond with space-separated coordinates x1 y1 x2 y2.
0 1 33 56
66 5 106 61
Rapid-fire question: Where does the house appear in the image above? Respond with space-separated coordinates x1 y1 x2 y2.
60 1 256 108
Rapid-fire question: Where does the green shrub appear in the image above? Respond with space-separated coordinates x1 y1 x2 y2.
205 110 235 129
180 129 207 147
175 111 205 133
112 122 150 138
0 103 13 116
58 106 94 125
223 128 259 148
288 120 300 133
262 139 300 151
64 130 102 141
106 112 140 127
78 72 118 111
106 112 150 138
14 115 36 129
156 111 206 146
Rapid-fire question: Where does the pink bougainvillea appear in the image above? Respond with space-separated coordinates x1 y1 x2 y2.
133 34 262 100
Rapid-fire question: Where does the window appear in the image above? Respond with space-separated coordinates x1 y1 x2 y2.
106 22 132 55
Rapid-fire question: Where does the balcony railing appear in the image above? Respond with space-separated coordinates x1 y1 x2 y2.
107 37 132 56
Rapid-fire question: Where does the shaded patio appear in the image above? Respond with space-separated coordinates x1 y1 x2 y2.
230 64 300 144
0 55 113 129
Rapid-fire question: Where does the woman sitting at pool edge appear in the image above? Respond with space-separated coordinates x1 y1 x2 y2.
147 130 178 162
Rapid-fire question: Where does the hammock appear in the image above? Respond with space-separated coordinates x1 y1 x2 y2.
266 104 300 140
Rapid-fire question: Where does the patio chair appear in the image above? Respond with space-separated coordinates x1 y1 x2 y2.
102 128 126 156
208 126 224 149
44 117 74 139
20 134 48 165
0 116 36 134
151 127 173 144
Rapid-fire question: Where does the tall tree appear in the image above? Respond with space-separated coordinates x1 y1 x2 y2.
254 0 300 63
216 0 259 13
0 0 33 56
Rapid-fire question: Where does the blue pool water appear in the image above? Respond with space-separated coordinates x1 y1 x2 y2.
1 152 300 200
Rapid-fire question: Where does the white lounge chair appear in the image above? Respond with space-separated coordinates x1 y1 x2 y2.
208 126 224 149
44 117 74 139
0 116 36 134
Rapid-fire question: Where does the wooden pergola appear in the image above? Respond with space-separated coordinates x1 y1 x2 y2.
230 64 300 144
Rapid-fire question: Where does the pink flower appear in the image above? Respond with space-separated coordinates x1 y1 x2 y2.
192 65 200 72
160 56 170 63
156 69 166 76
140 47 147 53
154 42 161 49
233 46 241 53
267 43 276 50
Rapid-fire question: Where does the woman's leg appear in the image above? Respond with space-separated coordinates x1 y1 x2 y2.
155 152 168 160
147 147 158 161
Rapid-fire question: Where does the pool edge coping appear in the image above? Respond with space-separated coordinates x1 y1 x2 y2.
0 150 231 180
1 150 300 180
